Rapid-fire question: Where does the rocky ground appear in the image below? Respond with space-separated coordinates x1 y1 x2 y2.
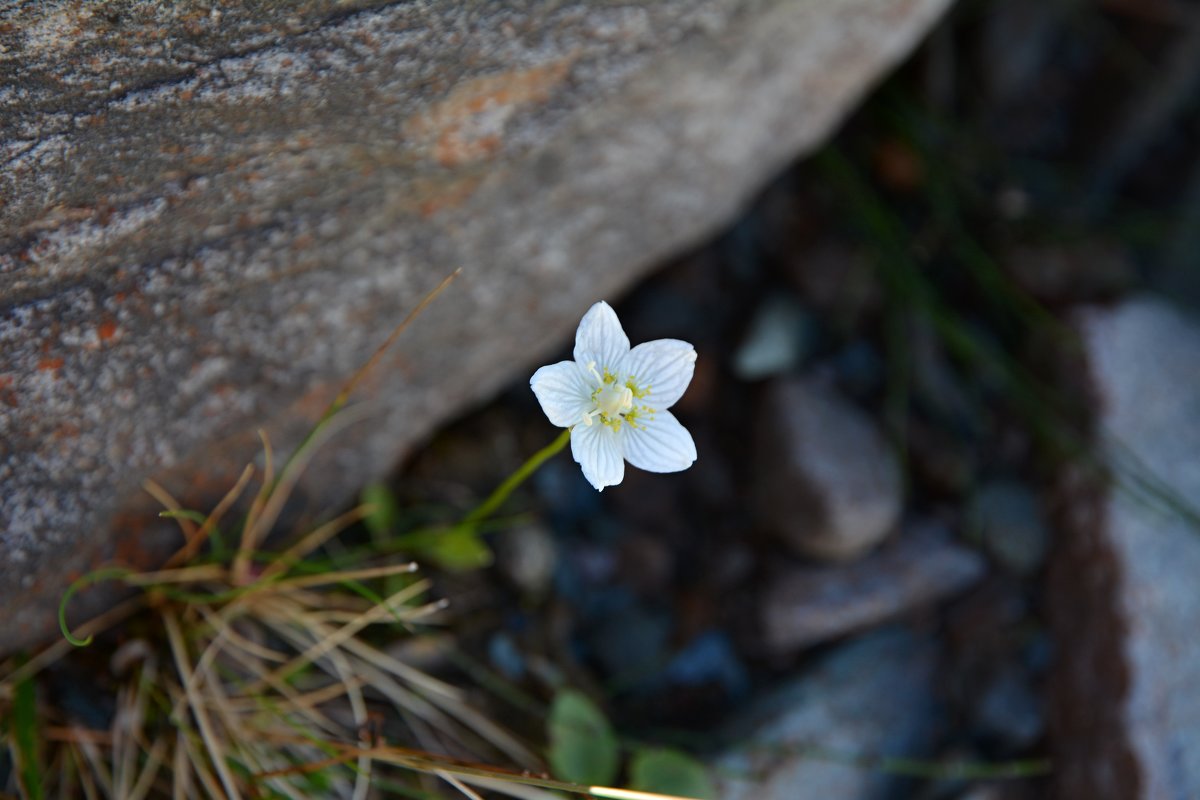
388 3 1200 798
5 2 1199 799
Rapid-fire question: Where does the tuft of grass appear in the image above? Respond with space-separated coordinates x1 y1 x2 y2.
0 271 711 800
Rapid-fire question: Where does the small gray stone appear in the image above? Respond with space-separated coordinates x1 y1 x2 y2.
732 293 814 381
497 524 558 598
1049 296 1200 800
974 665 1044 749
752 376 903 560
761 521 985 653
717 629 941 800
966 480 1049 575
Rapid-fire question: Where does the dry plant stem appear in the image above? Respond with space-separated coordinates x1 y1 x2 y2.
250 580 437 691
234 431 277 584
256 737 702 800
164 464 256 569
74 735 114 798
237 407 377 579
456 775 561 800
141 477 200 544
439 770 487 800
113 662 152 798
258 598 542 768
327 268 462 423
124 736 167 800
167 605 236 721
171 730 190 800
72 745 101 800
215 641 345 737
234 268 461 582
3 597 145 690
124 565 226 586
257 504 379 583
163 610 243 800
177 717 226 800
273 561 419 590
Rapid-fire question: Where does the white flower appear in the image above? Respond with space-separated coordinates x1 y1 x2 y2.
530 301 698 491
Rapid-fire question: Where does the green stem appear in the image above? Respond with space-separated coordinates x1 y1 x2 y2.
58 567 133 646
463 428 572 526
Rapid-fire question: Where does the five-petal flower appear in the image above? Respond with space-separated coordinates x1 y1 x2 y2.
531 301 698 491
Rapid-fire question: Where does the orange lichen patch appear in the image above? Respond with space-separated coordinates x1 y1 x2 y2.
414 174 485 218
38 357 65 371
108 515 172 573
98 319 119 342
0 374 16 407
291 380 341 421
52 422 81 440
404 57 575 167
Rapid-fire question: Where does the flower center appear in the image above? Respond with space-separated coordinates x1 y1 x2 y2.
582 361 652 430
596 383 633 418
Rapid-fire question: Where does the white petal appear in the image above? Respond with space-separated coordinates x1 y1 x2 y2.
620 339 697 410
531 361 594 427
624 410 696 474
573 301 630 373
570 421 626 491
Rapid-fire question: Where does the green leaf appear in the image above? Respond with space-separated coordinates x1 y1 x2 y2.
159 509 209 525
629 748 715 800
425 525 493 571
547 689 619 786
14 669 44 800
361 482 399 539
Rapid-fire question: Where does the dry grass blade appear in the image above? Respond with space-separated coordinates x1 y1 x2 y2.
272 561 419 591
172 729 190 800
163 610 243 800
1 597 145 691
0 269 574 799
440 770 487 800
234 430 277 585
142 479 200 546
257 504 379 584
163 463 256 570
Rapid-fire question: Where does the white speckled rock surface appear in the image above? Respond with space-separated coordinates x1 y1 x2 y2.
1050 297 1200 800
0 0 954 652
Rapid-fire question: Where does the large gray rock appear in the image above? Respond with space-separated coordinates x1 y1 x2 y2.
1049 296 1200 800
717 629 941 800
0 0 954 653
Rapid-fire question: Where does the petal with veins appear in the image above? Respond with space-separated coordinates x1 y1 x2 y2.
570 421 626 491
573 301 630 373
623 411 696 473
531 361 595 427
621 339 697 410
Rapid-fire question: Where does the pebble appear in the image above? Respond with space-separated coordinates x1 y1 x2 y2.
732 293 815 380
717 629 941 800
966 480 1049 575
974 664 1044 750
752 376 903 560
760 521 986 653
497 523 558 597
